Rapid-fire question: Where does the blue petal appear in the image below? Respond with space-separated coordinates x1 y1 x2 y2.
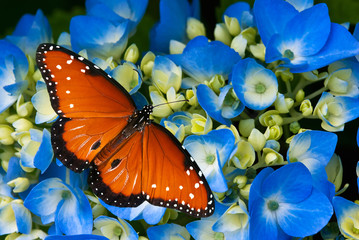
11 202 32 234
45 235 109 240
197 84 231 126
186 219 218 239
70 16 129 59
94 216 138 240
132 91 149 109
205 151 228 192
150 0 191 53
223 2 252 28
262 163 312 203
55 187 93 234
147 223 190 240
253 0 298 45
286 0 313 11
277 189 333 237
34 128 54 173
288 23 359 73
168 36 241 83
4 157 26 182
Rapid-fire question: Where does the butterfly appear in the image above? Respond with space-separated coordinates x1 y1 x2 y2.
36 43 214 217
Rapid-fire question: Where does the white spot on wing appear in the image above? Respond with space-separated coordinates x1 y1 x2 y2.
189 193 194 199
67 60 73 64
56 65 62 70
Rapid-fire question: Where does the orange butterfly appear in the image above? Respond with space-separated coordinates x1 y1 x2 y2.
36 43 214 217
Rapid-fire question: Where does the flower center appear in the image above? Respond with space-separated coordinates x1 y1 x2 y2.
114 225 123 236
283 49 294 60
61 191 71 199
267 200 279 211
206 154 216 164
255 83 266 94
214 232 225 240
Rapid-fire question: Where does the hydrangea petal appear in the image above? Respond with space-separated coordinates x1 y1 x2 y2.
286 0 313 11
33 129 53 173
147 223 190 240
12 202 32 234
45 235 109 240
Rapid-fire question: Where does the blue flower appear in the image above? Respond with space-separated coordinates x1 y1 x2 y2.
160 111 192 142
313 92 359 132
152 56 182 93
183 129 236 192
45 235 109 240
100 200 166 225
150 0 200 53
86 0 148 34
92 216 138 240
332 196 359 239
254 0 359 73
147 223 190 240
223 2 254 29
70 16 129 59
286 0 313 11
0 40 28 113
248 162 333 239
197 84 244 126
6 9 52 58
287 130 337 198
169 36 241 88
24 178 93 235
231 58 278 110
20 128 53 173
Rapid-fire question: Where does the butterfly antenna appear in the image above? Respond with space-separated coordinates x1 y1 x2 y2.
153 99 189 108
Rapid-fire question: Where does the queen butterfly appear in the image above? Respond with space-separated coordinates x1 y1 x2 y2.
36 43 214 217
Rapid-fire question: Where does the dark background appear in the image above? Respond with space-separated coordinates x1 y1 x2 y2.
1 0 359 200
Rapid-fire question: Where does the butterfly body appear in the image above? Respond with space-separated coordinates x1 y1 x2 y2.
36 43 215 217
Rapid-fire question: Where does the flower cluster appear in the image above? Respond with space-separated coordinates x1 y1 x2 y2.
1 0 359 239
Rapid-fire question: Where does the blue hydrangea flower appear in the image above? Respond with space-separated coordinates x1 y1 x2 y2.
147 223 190 240
186 201 228 240
45 234 109 240
110 62 142 95
92 215 138 240
183 129 236 192
287 130 337 198
0 40 28 113
160 111 192 142
197 84 244 126
254 0 359 73
100 200 166 225
150 0 200 53
152 56 182 93
332 196 359 239
20 128 53 173
24 177 93 235
249 162 333 239
86 0 148 34
223 2 254 29
231 58 278 111
70 16 129 59
313 92 359 132
286 0 313 11
169 36 241 88
6 9 52 58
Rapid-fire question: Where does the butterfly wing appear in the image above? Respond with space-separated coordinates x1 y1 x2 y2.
36 43 136 172
142 123 214 217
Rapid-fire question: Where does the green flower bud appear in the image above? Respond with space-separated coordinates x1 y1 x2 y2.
233 175 247 189
0 109 10 124
300 99 313 116
12 118 33 133
295 89 305 103
248 128 266 151
231 34 247 58
264 125 283 140
249 43 265 62
216 124 241 143
238 119 255 137
140 51 155 77
241 27 256 45
16 95 33 117
224 15 241 36
231 140 255 169
0 124 15 145
214 23 232 45
1 146 15 171
240 184 251 200
150 89 172 118
111 62 141 94
6 114 20 124
166 87 186 111
7 177 30 193
324 68 352 95
274 93 294 113
186 88 198 106
263 148 284 166
124 43 139 63
325 153 343 192
302 70 328 82
186 17 206 40
275 68 293 82
208 74 225 94
289 121 301 134
169 40 186 54
191 113 212 135
152 58 182 94
259 110 283 127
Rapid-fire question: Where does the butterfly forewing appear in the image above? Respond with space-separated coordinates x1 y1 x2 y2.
36 43 136 172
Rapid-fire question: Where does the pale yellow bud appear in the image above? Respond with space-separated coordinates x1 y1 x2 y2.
224 15 241 36
140 51 156 77
248 128 266 151
187 17 206 40
169 40 186 55
238 119 255 137
214 23 232 45
300 99 313 116
124 43 139 63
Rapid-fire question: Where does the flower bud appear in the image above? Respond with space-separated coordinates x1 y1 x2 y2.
224 15 241 36
275 68 293 82
289 121 301 134
7 177 30 193
274 93 294 113
169 40 186 55
16 95 33 117
238 119 255 137
233 175 247 189
259 110 283 127
111 62 141 94
214 23 232 45
248 128 266 151
140 51 155 77
263 148 284 166
231 140 255 169
124 43 139 63
216 124 241 143
324 68 351 95
300 99 313 116
264 125 283 140
249 43 265 62
295 89 305 102
186 17 206 40
191 113 212 135
164 121 185 142
302 70 328 82
166 87 186 111
186 88 198 106
264 140 280 152
208 74 225 94
0 124 15 145
241 27 256 45
152 56 182 93
6 114 20 124
231 34 247 58
240 184 251 200
325 154 343 192
150 90 172 118
12 118 33 133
